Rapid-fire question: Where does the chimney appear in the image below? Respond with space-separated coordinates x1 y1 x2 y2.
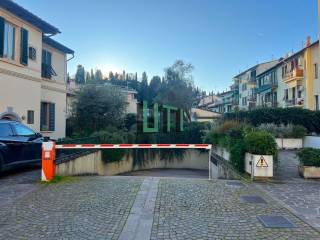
305 36 311 47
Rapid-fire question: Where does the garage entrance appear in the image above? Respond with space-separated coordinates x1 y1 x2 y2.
41 143 212 181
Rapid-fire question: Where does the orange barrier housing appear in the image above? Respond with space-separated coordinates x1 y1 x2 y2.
41 142 56 182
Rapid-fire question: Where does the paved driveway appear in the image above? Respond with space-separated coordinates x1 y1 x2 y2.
0 166 40 207
0 174 319 239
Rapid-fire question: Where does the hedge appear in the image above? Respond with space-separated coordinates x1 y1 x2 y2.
224 108 320 134
297 148 320 167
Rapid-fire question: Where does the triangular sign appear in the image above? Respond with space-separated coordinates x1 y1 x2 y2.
256 156 268 167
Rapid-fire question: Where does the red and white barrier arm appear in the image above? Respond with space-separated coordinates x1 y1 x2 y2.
55 144 212 150
42 143 212 182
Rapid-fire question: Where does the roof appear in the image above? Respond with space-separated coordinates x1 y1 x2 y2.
256 40 319 78
191 108 221 118
43 37 74 54
233 60 279 79
217 90 234 97
0 0 60 34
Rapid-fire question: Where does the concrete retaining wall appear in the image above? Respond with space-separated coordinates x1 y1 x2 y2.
55 151 102 176
209 147 240 180
56 149 209 176
276 138 303 149
303 136 320 149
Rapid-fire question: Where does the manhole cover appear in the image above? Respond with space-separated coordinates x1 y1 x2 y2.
226 181 244 187
257 215 296 228
240 195 267 204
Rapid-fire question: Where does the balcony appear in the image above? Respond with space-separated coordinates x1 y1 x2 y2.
41 63 57 79
285 98 304 107
262 101 278 108
283 68 304 83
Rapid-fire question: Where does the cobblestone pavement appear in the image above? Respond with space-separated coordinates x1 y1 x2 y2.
151 179 320 240
256 180 320 230
0 175 320 239
121 168 208 179
256 150 320 230
274 150 300 180
0 166 40 207
0 176 142 240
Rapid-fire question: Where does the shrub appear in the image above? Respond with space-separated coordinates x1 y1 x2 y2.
292 125 307 138
278 124 293 138
244 131 277 155
217 120 241 135
297 148 320 167
257 123 278 137
230 141 246 173
224 108 320 134
90 127 130 163
257 123 307 138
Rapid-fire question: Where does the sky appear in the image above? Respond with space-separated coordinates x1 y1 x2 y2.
15 0 318 93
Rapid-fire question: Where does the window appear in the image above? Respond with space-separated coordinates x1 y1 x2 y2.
285 89 289 100
29 47 36 60
3 21 15 60
27 110 34 124
40 102 55 131
314 63 318 79
14 124 35 136
0 123 13 137
41 49 57 79
316 95 319 111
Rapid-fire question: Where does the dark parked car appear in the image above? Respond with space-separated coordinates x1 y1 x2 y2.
0 120 43 172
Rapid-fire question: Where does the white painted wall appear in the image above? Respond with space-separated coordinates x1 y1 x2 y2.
303 136 320 149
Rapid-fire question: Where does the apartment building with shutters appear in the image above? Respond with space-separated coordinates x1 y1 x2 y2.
234 60 279 110
279 38 320 110
0 0 74 139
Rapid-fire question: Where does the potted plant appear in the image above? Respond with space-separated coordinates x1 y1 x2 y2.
244 131 277 178
297 148 320 179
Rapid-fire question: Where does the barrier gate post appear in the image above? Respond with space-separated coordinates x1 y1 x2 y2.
41 141 56 182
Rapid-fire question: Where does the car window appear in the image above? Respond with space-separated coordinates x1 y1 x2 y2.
14 124 35 136
0 123 13 137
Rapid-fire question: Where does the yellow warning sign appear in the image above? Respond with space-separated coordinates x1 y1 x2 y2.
256 156 268 167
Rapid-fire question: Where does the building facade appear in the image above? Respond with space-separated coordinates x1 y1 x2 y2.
279 39 319 110
234 60 279 110
0 0 74 139
209 90 235 113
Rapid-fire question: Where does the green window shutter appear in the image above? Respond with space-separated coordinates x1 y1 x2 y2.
20 28 28 65
0 17 5 57
49 103 55 131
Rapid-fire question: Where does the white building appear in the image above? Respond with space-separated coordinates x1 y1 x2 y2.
0 0 74 139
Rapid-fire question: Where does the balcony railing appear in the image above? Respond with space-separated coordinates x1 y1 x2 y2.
283 68 304 82
262 101 278 108
41 63 57 79
285 98 304 107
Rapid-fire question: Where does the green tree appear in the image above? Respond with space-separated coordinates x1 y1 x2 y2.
138 71 148 101
109 71 114 81
149 76 162 101
155 60 195 121
85 72 91 83
72 85 127 134
95 69 103 82
75 65 85 84
90 69 95 81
